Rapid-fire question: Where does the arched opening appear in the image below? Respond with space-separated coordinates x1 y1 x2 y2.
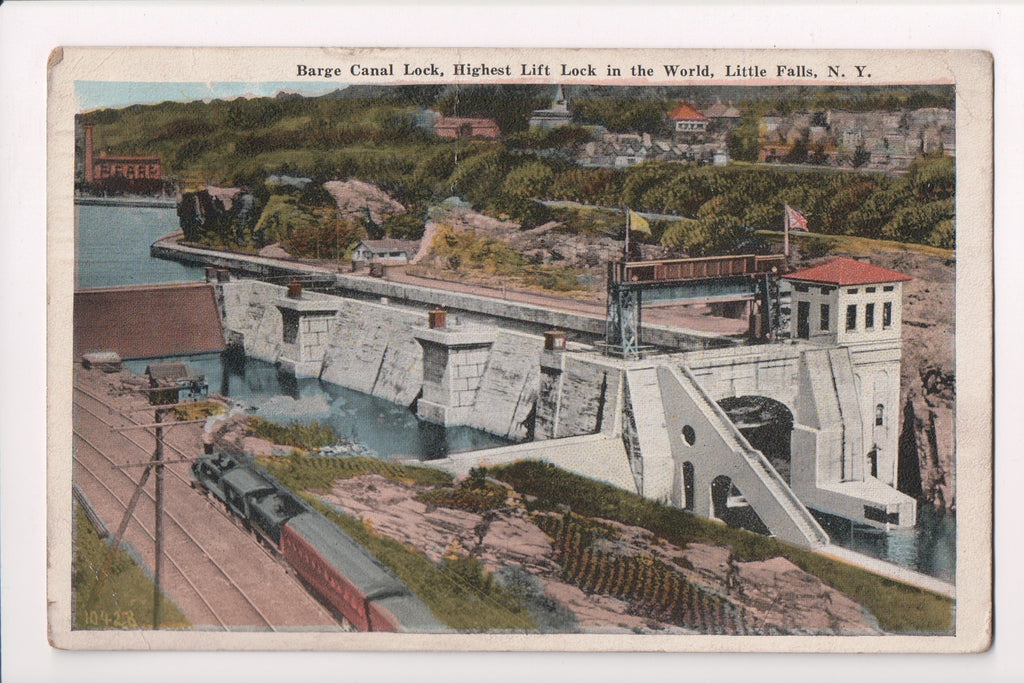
710 475 769 536
717 395 794 483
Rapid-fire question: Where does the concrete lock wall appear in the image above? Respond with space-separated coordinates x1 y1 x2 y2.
218 280 543 441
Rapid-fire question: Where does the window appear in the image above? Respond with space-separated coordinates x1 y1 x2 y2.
883 302 892 328
866 286 876 293
883 285 894 292
865 303 875 328
846 304 857 331
847 288 858 294
875 403 884 426
820 303 830 330
794 284 809 293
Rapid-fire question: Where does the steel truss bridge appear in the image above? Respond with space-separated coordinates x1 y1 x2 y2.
604 254 787 358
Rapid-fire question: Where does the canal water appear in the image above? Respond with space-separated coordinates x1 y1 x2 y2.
77 202 956 581
75 203 204 288
123 353 509 460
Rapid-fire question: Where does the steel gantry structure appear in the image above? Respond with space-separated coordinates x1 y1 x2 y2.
604 254 786 358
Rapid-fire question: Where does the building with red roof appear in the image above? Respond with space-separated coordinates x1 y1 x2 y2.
783 257 911 345
666 102 709 136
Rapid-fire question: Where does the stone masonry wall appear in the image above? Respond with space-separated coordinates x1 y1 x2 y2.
218 279 546 440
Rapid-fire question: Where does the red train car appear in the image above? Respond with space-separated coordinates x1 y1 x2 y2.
280 512 440 632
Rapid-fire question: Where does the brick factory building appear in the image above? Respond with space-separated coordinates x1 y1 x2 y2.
80 122 164 194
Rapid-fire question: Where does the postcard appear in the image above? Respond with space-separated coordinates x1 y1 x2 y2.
46 46 992 653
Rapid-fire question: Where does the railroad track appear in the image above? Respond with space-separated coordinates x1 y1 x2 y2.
71 386 279 630
71 386 281 565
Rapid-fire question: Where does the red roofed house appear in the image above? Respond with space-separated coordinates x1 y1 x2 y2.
434 116 501 140
666 102 709 142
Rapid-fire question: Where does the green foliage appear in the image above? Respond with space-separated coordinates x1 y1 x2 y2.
304 497 535 630
492 461 953 633
436 85 549 134
246 417 341 451
416 476 509 512
726 112 760 162
660 217 713 254
168 400 225 422
260 453 452 492
501 161 555 199
506 125 593 150
381 211 426 240
429 223 585 292
74 507 188 630
572 98 671 133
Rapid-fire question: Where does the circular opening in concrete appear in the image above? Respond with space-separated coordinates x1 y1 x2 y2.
682 425 696 446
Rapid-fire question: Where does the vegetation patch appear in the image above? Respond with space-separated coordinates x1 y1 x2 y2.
73 506 188 630
259 453 451 492
491 461 953 633
416 468 510 512
536 511 751 634
246 416 341 452
168 400 225 422
429 223 587 293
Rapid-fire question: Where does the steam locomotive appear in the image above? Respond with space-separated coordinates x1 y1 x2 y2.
189 451 442 632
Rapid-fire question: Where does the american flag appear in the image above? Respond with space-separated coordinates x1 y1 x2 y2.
785 204 808 232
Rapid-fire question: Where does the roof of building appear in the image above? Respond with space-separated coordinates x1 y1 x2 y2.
666 103 708 122
74 283 226 360
356 238 420 254
783 257 913 286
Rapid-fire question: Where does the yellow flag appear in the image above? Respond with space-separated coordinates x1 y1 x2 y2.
629 210 652 236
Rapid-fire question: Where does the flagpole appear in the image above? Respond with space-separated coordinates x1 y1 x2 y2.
624 206 630 263
783 205 790 258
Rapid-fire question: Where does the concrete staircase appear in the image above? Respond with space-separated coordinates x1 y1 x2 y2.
624 366 675 502
659 364 830 548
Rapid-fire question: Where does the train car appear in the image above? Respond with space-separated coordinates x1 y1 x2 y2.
369 593 445 633
248 489 306 547
280 511 442 632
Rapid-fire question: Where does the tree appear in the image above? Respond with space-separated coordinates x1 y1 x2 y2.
726 113 760 162
852 143 871 168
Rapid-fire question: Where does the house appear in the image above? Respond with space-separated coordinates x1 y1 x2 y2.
351 238 421 264
434 117 500 140
528 84 574 130
666 102 709 141
703 100 742 133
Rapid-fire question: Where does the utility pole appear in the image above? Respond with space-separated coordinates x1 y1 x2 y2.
153 409 164 629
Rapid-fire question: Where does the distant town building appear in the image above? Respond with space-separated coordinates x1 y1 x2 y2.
528 85 574 130
702 100 742 133
666 102 709 143
434 116 501 140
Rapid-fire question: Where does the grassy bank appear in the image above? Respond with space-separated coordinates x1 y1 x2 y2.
490 461 953 633
759 229 955 260
73 506 189 630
